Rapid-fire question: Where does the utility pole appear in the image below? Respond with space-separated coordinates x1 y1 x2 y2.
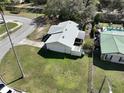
0 6 25 79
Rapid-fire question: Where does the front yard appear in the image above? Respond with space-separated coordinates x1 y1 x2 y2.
0 46 124 93
0 45 90 93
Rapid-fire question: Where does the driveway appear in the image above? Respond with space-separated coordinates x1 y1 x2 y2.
0 15 36 60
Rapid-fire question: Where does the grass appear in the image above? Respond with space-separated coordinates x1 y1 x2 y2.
93 55 124 93
4 11 45 19
27 24 50 41
0 22 18 35
0 46 90 93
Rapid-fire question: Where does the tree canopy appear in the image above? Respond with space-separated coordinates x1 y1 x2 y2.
27 0 47 4
0 0 11 3
45 0 98 22
99 0 124 11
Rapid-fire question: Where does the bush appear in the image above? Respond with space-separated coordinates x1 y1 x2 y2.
83 38 94 50
94 13 101 24
95 13 124 24
10 8 20 14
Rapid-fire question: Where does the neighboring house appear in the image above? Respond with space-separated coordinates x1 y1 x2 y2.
100 27 124 64
45 21 85 56
13 0 25 3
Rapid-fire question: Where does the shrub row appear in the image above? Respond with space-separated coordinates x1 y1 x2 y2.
94 13 124 24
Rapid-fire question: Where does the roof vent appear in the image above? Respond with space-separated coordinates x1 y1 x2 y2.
65 29 67 31
62 36 64 38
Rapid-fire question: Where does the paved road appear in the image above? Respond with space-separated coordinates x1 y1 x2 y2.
0 15 36 60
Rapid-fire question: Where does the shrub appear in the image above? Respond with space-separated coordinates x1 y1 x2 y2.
10 8 20 14
83 38 94 50
94 13 101 24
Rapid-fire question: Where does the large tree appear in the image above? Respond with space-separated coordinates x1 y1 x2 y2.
45 0 98 22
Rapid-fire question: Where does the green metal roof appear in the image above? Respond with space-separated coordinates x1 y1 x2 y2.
100 31 124 54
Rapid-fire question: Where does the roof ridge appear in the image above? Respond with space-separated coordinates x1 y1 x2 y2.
58 21 71 42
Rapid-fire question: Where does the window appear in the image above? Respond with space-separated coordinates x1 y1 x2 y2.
105 55 113 61
119 57 124 62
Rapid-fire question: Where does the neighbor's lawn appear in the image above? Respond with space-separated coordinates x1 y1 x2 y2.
93 56 124 93
0 22 18 35
0 46 90 93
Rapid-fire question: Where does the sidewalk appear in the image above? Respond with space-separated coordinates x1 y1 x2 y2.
18 38 44 48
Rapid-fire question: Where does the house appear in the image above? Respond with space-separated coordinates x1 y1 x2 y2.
45 21 85 56
100 27 124 64
13 0 25 3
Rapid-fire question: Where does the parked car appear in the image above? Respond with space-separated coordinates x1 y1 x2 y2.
0 19 4 24
0 83 5 90
0 83 16 93
0 83 26 93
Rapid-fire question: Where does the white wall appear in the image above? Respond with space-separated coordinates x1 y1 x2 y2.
71 51 81 56
46 42 71 54
101 53 124 64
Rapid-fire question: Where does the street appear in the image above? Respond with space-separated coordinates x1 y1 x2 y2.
0 15 36 60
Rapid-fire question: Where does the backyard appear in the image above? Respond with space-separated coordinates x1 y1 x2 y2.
0 45 90 93
0 22 18 35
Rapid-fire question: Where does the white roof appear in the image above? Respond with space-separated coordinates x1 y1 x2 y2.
45 21 85 48
47 25 63 34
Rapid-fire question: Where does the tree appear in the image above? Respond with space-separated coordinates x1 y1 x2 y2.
45 0 97 22
0 0 12 3
83 38 94 50
99 0 124 11
30 0 47 5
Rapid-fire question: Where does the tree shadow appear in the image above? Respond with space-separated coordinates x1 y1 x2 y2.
33 16 47 27
93 51 124 71
38 46 83 60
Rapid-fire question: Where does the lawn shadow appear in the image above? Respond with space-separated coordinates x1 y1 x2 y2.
6 76 23 85
93 51 124 71
38 47 83 60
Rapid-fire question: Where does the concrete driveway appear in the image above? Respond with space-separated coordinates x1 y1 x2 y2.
0 15 36 60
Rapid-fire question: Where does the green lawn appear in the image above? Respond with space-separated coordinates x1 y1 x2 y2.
0 46 90 93
93 56 124 93
0 22 18 35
